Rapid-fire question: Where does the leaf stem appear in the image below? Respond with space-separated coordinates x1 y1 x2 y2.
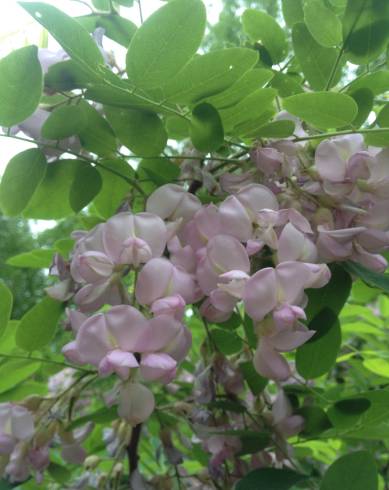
293 126 389 142
0 352 94 373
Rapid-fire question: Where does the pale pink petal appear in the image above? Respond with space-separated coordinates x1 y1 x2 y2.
98 350 139 379
135 315 182 352
118 382 155 425
219 196 252 241
140 353 177 383
253 340 291 380
151 295 186 320
275 261 312 305
243 268 277 321
210 289 238 313
236 183 279 216
146 184 201 223
75 314 111 365
106 305 148 352
270 327 314 352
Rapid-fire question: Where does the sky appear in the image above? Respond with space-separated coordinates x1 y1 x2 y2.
0 0 223 176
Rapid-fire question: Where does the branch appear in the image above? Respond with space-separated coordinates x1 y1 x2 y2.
127 423 142 476
0 352 93 373
293 126 389 142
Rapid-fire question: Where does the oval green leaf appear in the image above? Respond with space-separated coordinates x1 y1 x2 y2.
20 2 104 72
320 451 378 490
283 92 358 129
242 9 287 63
190 103 224 152
0 281 13 338
296 308 341 379
0 149 47 217
126 0 206 88
69 164 102 213
304 0 343 47
16 296 64 351
162 48 258 104
292 23 343 90
236 468 308 490
41 105 88 139
0 45 42 127
105 107 167 156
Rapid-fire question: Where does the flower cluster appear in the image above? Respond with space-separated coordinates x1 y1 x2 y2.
14 131 379 488
0 401 91 482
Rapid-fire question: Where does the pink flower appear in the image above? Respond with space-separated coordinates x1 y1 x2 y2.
196 235 250 294
0 404 34 455
146 184 202 224
243 261 329 322
136 257 199 305
272 390 304 437
251 147 283 176
71 212 167 283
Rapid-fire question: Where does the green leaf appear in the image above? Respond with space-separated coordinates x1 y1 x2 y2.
237 432 270 456
78 102 117 157
0 149 47 217
210 328 243 355
16 296 64 351
342 261 389 292
0 360 41 394
242 9 287 63
292 23 342 90
349 88 374 127
24 159 82 219
220 88 276 131
236 468 308 490
240 361 268 395
41 105 87 139
305 264 352 322
162 48 258 104
255 120 295 138
126 0 206 89
6 249 55 269
94 159 134 218
376 103 389 127
296 308 341 379
45 60 89 92
283 92 357 129
342 0 389 65
335 398 371 412
138 158 180 187
0 46 42 127
48 463 71 484
76 14 137 48
92 0 110 11
204 68 274 109
297 406 332 436
0 381 47 403
304 0 342 47
320 451 378 490
165 116 190 140
271 72 304 97
363 358 389 378
105 107 167 156
69 164 102 213
347 71 389 96
282 0 304 27
189 103 224 152
20 2 104 72
67 405 118 430
0 282 12 338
